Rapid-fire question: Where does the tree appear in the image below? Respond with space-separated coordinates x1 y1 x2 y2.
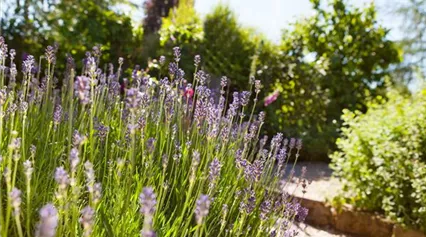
143 0 179 35
1 0 137 72
202 5 259 92
393 0 426 83
261 0 401 160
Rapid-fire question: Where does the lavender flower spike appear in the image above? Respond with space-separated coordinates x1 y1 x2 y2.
208 158 222 189
194 55 201 66
36 204 58 237
75 76 90 105
173 46 181 62
139 187 157 237
54 167 70 189
10 187 22 216
139 187 157 217
195 194 211 225
80 206 95 237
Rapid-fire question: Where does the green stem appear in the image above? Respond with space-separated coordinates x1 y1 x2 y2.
14 215 24 237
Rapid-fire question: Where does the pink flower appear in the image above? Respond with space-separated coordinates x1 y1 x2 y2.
264 90 279 106
184 88 194 99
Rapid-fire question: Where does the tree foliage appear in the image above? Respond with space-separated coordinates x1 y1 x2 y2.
2 0 138 71
393 0 426 83
143 0 179 34
191 1 401 160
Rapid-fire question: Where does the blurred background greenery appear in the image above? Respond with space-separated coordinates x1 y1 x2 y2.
0 0 423 162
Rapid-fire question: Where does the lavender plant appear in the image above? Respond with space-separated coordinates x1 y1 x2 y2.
0 37 307 237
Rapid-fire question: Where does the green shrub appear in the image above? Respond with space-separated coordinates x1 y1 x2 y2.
256 35 331 161
331 90 426 231
202 5 259 91
157 0 204 74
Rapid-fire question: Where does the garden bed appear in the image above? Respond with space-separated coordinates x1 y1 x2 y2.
294 189 425 237
283 162 425 237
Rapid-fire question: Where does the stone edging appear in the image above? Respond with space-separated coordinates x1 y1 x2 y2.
298 197 425 237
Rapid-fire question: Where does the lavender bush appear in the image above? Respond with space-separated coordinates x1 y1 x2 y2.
0 37 307 237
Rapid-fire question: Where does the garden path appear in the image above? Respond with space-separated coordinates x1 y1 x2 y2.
286 162 354 237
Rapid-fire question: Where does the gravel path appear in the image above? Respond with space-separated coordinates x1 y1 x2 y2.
295 223 355 237
284 161 343 201
284 162 353 237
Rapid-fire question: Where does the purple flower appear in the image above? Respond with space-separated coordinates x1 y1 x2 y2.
23 55 35 74
146 138 156 153
296 206 309 222
255 80 262 93
10 187 22 216
235 149 247 170
73 130 86 147
36 204 58 237
168 62 178 76
196 70 207 86
276 148 287 168
9 49 16 61
240 194 256 214
240 91 251 106
162 154 168 169
92 45 101 58
54 167 69 188
53 104 62 125
80 206 95 237
19 101 28 113
194 55 201 66
208 158 222 189
0 37 7 60
126 88 143 110
86 56 97 77
93 183 102 205
296 138 302 150
271 133 283 149
284 229 299 237
10 64 17 86
84 161 95 193
139 187 157 216
289 138 296 149
75 76 90 104
227 92 240 118
159 56 166 66
141 230 156 237
252 159 264 182
45 45 56 64
30 145 36 157
260 200 272 220
283 138 289 148
95 123 109 142
258 111 265 123
23 160 33 180
173 46 181 62
195 194 211 224
220 76 228 88
70 148 80 172
0 88 6 105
